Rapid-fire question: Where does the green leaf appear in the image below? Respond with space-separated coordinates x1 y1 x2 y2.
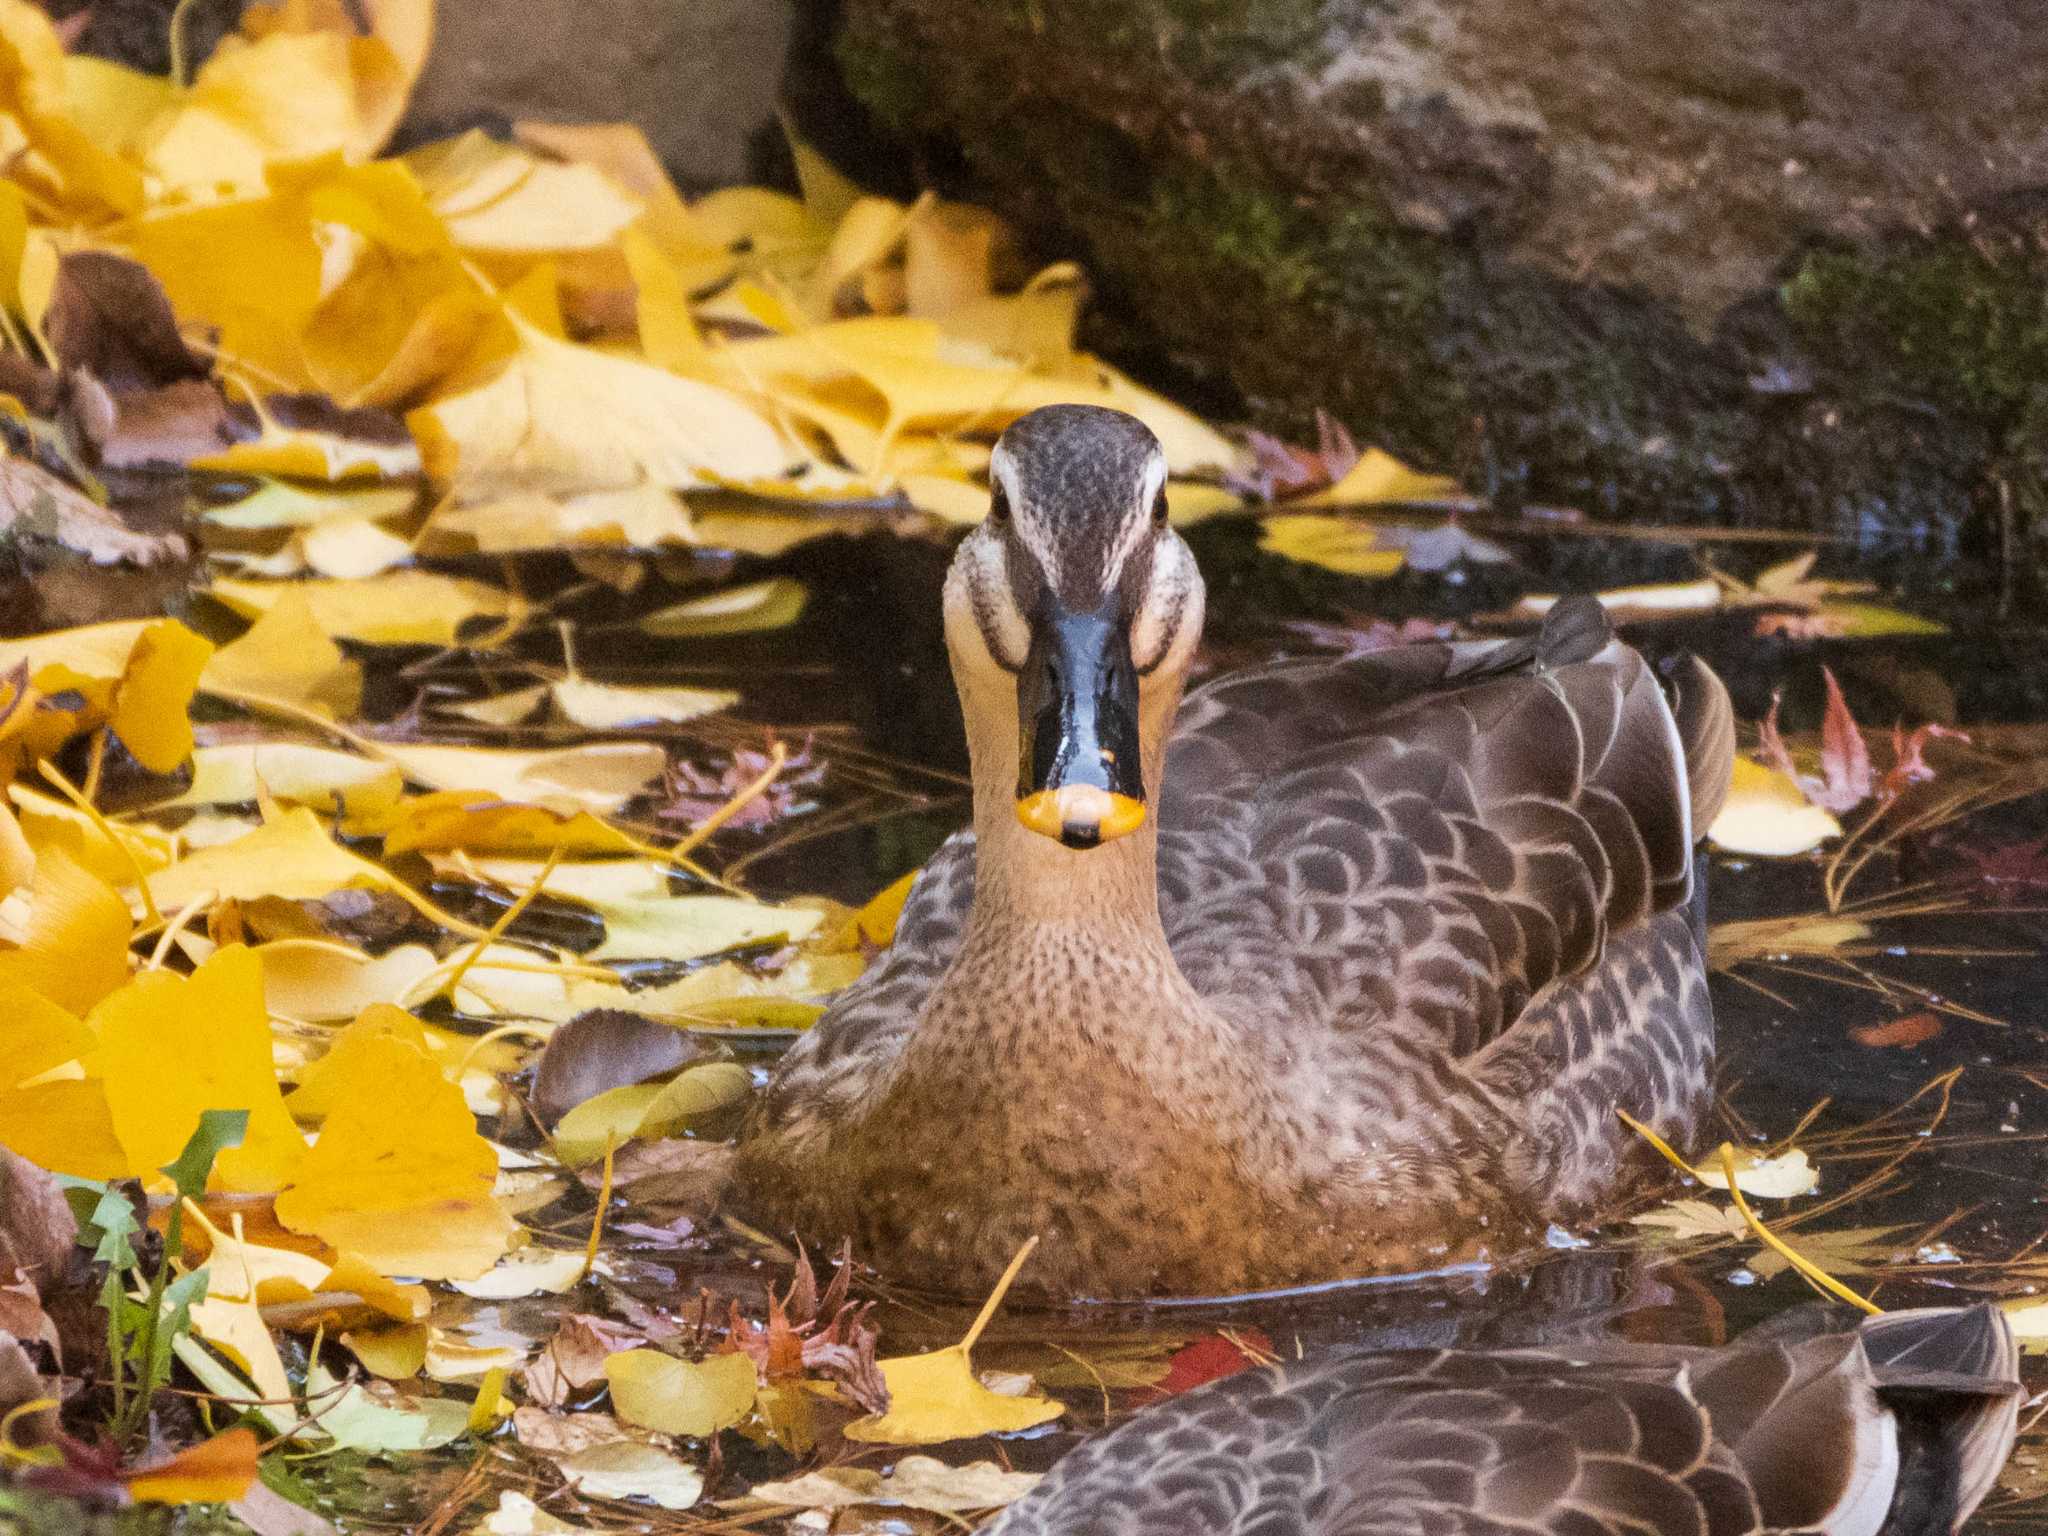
638 577 808 638
77 1184 139 1268
160 1108 251 1199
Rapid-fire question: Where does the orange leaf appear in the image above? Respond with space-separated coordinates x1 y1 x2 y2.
1850 1012 1943 1050
124 1427 260 1504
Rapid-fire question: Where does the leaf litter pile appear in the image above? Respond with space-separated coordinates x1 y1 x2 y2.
0 0 2043 1530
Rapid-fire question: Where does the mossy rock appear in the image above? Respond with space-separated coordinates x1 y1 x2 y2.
834 0 2048 577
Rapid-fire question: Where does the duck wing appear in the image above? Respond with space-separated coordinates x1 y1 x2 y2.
981 1308 2017 1536
1156 597 1733 1061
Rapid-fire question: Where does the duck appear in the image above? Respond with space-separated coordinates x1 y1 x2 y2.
981 1303 2022 1536
736 403 1737 1300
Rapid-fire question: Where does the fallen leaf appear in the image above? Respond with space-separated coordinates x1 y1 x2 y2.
638 577 809 638
200 589 365 719
1692 1146 1818 1199
410 313 797 498
369 740 665 815
551 1062 752 1166
557 1439 704 1510
845 1242 1061 1445
171 743 405 818
605 1348 757 1438
1850 1012 1944 1049
1295 447 1458 508
1257 514 1404 578
91 944 307 1191
1812 667 1873 813
0 453 187 566
1707 757 1842 857
745 1456 1041 1514
207 571 525 648
147 804 402 909
274 1032 513 1279
1629 1198 1750 1242
124 1427 260 1505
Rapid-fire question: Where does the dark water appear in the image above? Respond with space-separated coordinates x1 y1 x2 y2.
318 512 2048 1529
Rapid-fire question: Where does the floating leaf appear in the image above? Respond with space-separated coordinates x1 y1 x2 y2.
747 1457 1041 1513
557 1440 704 1510
200 589 365 719
1296 447 1458 508
1257 514 1404 578
172 743 405 818
639 578 808 638
124 1428 261 1505
845 1241 1061 1445
207 572 526 648
1692 1146 1819 1199
1708 758 1842 857
551 1062 752 1167
605 1348 757 1438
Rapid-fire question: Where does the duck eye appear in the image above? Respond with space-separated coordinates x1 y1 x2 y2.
989 484 1011 525
1151 488 1169 526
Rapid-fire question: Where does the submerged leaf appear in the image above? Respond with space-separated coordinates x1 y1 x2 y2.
605 1349 756 1438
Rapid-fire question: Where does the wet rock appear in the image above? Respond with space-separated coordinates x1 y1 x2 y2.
834 0 2048 570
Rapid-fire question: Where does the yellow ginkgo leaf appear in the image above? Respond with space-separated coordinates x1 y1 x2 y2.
172 743 405 818
586 894 822 962
188 1291 296 1405
409 313 798 498
6 785 177 887
343 1321 430 1380
424 484 698 553
274 1031 512 1280
0 617 211 773
408 131 642 254
207 571 526 648
1257 514 1405 579
550 1061 752 1166
108 619 215 773
1297 447 1460 508
259 939 439 1023
90 945 308 1191
371 791 651 859
1692 1145 1820 1199
0 981 92 1087
0 845 133 1014
544 679 739 731
371 740 665 815
0 1 145 217
207 481 419 531
1708 758 1842 857
147 804 398 910
201 588 365 719
605 1349 756 1438
0 1077 127 1178
845 1239 1062 1444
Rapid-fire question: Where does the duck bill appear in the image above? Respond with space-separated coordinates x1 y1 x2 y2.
1015 605 1146 849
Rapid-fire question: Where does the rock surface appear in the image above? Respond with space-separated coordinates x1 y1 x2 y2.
836 0 2048 562
404 0 797 189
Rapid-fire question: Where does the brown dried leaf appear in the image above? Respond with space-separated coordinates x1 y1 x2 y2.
0 453 188 565
0 1148 76 1289
524 1314 651 1409
46 251 211 394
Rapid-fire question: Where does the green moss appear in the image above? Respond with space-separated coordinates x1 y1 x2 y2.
1783 241 2048 421
831 22 928 135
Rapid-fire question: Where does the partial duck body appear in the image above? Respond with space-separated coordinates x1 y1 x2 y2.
983 1304 2022 1536
737 404 1737 1299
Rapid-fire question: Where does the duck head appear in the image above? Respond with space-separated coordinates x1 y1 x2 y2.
944 404 1206 851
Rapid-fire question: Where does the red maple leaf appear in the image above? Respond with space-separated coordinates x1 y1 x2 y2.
1134 1328 1274 1403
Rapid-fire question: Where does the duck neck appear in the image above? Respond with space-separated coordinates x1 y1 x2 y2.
966 777 1165 942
